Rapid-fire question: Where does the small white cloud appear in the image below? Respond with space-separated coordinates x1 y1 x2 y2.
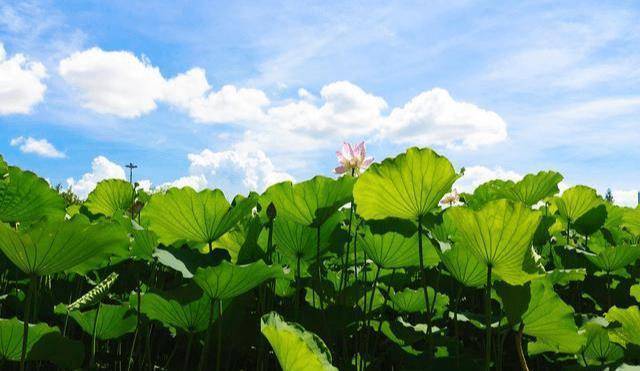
10 136 65 158
158 174 208 192
136 179 153 192
612 189 639 207
66 156 126 198
382 88 507 150
58 47 165 118
0 43 47 114
454 165 522 193
180 85 270 124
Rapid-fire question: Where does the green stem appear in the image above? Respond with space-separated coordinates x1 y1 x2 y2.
90 302 102 368
20 275 36 371
183 332 194 370
216 300 223 371
340 201 355 293
417 217 433 358
516 323 529 371
315 225 324 310
485 265 493 371
295 254 302 320
199 298 216 371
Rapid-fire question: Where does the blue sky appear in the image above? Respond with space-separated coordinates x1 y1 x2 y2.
1 0 639 203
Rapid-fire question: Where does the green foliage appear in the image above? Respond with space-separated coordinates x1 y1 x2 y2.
260 311 337 371
84 179 134 217
0 166 65 223
354 147 459 220
0 147 637 369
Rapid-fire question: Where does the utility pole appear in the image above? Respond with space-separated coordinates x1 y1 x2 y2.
125 163 137 220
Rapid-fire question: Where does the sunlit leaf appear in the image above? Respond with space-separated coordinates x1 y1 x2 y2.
262 176 354 227
389 287 449 318
55 303 137 340
0 215 128 276
586 245 640 273
580 321 623 366
193 260 286 300
260 311 337 371
0 166 65 223
142 188 257 246
445 200 541 285
84 179 134 217
605 305 640 347
553 186 602 222
354 147 460 221
359 220 438 269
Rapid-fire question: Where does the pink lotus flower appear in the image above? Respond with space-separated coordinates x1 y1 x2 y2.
334 142 373 175
440 189 460 206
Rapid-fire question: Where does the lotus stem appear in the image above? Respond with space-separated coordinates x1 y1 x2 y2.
90 302 102 368
183 332 194 370
416 216 434 358
340 200 356 293
485 264 493 371
216 299 223 371
19 275 36 371
515 323 529 371
198 298 216 371
316 224 324 309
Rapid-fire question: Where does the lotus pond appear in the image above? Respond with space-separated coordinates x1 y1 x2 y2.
0 146 639 370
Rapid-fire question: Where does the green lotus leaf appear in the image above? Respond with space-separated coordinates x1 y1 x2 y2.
260 311 337 371
573 204 607 236
0 166 65 223
498 279 582 354
0 318 83 368
553 186 602 222
621 207 640 237
272 212 341 262
580 321 623 366
445 200 541 285
84 179 134 217
586 245 640 273
130 284 223 333
353 147 460 221
389 287 449 317
0 155 7 180
0 215 129 276
439 244 487 288
142 188 257 246
605 306 640 347
462 179 515 210
358 220 439 269
545 269 586 286
131 229 158 261
505 171 563 206
193 260 286 300
631 284 640 303
262 175 354 227
56 303 137 340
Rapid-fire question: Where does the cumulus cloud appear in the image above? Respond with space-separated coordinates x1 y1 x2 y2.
59 48 165 118
66 156 126 198
10 136 65 158
382 88 507 149
0 43 47 114
187 145 293 196
158 175 208 192
454 165 522 193
58 47 508 151
612 189 639 207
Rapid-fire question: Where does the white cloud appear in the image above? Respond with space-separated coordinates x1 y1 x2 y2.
10 136 65 158
158 174 208 192
0 43 46 114
66 156 126 198
454 165 522 193
382 88 507 149
186 144 293 197
612 189 639 207
57 48 508 152
58 47 165 118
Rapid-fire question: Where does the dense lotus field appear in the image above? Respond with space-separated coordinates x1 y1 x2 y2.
1 146 640 370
